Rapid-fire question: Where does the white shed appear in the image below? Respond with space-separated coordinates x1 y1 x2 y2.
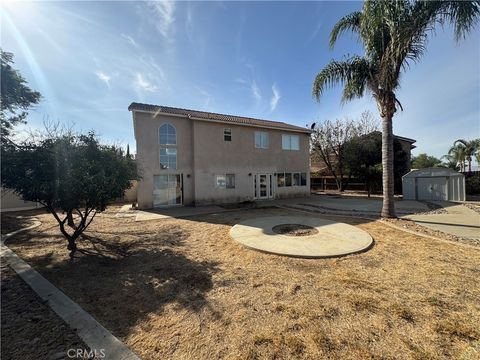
402 168 465 201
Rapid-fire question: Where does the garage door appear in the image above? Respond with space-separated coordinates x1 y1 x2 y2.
417 177 447 201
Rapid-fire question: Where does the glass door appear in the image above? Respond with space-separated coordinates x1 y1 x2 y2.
254 174 274 199
259 174 268 199
153 174 182 207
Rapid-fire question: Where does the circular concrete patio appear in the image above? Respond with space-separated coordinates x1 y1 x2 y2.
230 216 373 258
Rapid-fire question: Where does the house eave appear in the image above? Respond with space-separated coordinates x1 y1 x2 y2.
130 109 312 134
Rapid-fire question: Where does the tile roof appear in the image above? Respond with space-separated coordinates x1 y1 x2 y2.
128 102 312 133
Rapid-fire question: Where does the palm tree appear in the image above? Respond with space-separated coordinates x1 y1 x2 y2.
453 139 480 172
447 144 467 172
312 1 479 218
441 153 461 171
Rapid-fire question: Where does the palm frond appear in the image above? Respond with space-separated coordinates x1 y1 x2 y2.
312 56 372 102
329 11 362 49
443 1 480 41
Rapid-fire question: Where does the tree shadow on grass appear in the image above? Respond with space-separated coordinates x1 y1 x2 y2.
16 237 219 340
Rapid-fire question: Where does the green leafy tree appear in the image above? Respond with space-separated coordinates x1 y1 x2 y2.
1 50 41 145
1 131 138 259
453 139 480 172
312 1 480 217
344 132 409 196
344 133 382 196
411 153 443 169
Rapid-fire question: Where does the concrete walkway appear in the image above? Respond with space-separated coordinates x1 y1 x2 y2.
403 204 480 240
135 205 226 221
117 204 227 221
230 216 373 258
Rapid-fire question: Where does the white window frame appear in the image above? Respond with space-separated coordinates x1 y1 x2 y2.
159 123 177 145
276 172 308 187
226 174 235 189
255 131 269 149
215 174 226 189
282 134 299 150
224 128 232 142
300 172 307 186
159 147 177 169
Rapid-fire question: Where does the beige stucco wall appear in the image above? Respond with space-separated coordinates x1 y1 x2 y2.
1 188 40 212
134 112 194 208
192 120 310 205
121 180 138 203
133 110 310 208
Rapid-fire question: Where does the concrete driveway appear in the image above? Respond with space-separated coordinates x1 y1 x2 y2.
403 203 480 240
274 194 430 216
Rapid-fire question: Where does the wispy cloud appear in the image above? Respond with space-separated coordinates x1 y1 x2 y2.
270 83 281 111
148 1 176 40
235 78 248 85
121 33 138 47
134 73 158 92
251 81 261 102
195 86 214 109
95 71 111 88
308 21 323 43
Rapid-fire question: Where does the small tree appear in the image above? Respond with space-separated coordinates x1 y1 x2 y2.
1 131 138 259
1 50 41 146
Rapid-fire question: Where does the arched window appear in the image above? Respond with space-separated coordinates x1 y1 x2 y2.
159 124 176 145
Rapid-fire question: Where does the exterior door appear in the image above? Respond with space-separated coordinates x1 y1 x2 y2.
417 177 447 201
254 174 274 199
153 174 182 207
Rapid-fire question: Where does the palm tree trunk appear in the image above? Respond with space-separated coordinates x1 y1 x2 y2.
381 114 396 218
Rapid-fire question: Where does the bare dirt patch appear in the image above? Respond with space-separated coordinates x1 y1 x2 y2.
1 262 89 360
272 224 319 236
3 205 480 360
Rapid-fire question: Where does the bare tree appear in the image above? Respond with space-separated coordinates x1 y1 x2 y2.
311 111 379 191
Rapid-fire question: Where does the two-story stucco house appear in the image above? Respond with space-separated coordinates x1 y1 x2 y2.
129 103 311 209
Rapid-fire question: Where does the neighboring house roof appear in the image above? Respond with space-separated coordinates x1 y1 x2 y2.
128 102 312 134
368 131 416 149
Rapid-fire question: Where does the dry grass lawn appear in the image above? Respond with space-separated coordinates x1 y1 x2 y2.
2 206 480 360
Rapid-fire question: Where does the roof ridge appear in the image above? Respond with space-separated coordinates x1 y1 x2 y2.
128 102 311 133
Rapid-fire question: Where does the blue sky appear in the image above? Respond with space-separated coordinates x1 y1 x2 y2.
2 1 479 158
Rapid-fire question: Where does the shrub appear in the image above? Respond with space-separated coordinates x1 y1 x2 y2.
466 175 480 195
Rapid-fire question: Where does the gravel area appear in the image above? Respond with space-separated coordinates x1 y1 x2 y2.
463 202 480 214
272 224 319 236
1 262 89 360
419 201 448 215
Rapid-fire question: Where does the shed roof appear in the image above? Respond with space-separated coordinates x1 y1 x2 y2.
402 167 464 178
128 102 312 134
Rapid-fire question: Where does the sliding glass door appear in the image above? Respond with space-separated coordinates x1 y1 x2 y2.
153 174 182 207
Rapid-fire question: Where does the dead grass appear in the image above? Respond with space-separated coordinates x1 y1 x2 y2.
3 205 480 359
